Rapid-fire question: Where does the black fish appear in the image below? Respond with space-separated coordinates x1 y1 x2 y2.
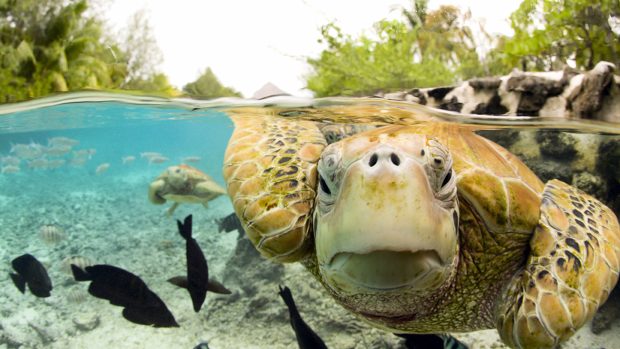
9 254 52 298
192 342 210 349
168 214 231 313
71 264 178 328
395 333 469 349
278 285 327 349
216 212 244 234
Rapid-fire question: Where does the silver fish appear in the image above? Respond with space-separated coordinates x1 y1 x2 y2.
47 159 66 169
70 157 88 167
44 144 72 156
48 137 79 147
122 156 136 164
182 156 201 163
148 156 169 164
11 143 43 159
1 155 21 166
1 165 20 174
140 152 162 158
27 158 49 169
95 163 110 175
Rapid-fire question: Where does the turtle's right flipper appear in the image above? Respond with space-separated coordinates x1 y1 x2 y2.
497 179 620 348
148 179 167 204
166 203 179 217
223 112 327 262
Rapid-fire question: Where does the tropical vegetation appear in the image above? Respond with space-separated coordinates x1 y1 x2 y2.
0 0 617 101
0 0 238 103
306 0 620 96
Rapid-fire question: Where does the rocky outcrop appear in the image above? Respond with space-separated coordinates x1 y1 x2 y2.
380 61 620 122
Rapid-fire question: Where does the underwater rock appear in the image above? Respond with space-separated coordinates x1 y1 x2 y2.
572 172 608 203
379 62 620 122
597 138 620 184
28 322 54 344
0 329 25 348
523 158 572 183
591 286 620 335
222 237 285 297
596 138 620 215
476 130 521 149
568 62 618 119
535 130 578 159
72 312 100 332
505 69 570 116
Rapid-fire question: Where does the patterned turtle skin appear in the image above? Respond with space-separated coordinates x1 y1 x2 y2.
149 164 226 215
222 106 620 349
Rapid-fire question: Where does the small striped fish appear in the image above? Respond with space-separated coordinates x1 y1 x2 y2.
39 224 66 244
65 287 88 303
61 255 94 277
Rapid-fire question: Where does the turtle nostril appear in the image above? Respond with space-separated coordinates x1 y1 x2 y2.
368 153 378 167
390 153 401 166
390 153 400 166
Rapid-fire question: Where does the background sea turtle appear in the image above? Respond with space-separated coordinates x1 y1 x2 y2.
149 164 226 216
222 107 620 349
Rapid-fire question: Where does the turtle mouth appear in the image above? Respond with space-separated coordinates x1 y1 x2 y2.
323 250 445 292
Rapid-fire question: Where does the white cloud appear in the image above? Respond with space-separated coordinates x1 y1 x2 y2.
104 0 519 97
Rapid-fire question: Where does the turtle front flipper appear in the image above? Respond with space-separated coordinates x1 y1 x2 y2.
223 113 326 262
167 202 180 216
497 179 620 349
148 179 167 205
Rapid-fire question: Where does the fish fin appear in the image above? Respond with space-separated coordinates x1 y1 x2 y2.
176 214 193 240
206 278 232 294
9 273 26 293
71 264 91 281
167 276 189 289
217 213 243 233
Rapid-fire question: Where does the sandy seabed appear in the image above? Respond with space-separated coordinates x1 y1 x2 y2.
0 170 619 349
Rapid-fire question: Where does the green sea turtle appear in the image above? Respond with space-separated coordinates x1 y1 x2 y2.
222 107 620 349
149 164 226 216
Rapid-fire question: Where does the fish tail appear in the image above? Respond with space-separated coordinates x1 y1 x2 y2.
278 285 295 308
176 214 193 240
71 264 91 281
444 335 468 349
9 273 26 293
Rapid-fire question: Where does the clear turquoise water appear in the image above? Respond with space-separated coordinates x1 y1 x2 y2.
0 92 619 349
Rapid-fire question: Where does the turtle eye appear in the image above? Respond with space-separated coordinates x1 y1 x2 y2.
319 174 331 195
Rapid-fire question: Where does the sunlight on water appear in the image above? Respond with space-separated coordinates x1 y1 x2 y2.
0 92 619 349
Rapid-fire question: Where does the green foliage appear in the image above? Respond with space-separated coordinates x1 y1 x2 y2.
503 0 620 70
182 68 242 99
306 1 509 97
0 0 178 103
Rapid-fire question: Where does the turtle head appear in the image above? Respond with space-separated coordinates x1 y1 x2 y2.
166 165 189 189
314 127 459 318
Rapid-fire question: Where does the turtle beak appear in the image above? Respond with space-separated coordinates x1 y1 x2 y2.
315 144 457 294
